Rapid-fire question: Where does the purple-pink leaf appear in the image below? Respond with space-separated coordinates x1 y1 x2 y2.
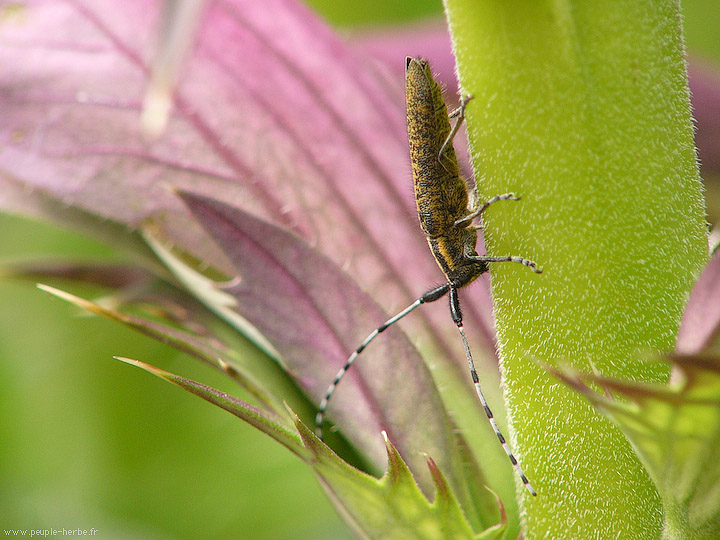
0 0 498 357
676 248 720 354
176 191 465 494
2 260 152 290
689 59 720 177
0 0 414 281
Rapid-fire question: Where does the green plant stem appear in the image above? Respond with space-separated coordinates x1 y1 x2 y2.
443 1 708 538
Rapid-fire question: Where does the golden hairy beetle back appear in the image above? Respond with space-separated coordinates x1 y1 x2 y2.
405 57 485 287
405 57 468 239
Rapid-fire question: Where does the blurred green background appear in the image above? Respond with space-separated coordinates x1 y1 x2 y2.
1 1 717 539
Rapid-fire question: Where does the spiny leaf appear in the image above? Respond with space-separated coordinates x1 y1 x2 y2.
27 234 500 533
115 355 504 540
426 457 507 540
37 283 286 417
294 418 493 540
115 356 304 457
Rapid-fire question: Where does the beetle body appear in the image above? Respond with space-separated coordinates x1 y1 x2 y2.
405 57 487 288
317 57 541 497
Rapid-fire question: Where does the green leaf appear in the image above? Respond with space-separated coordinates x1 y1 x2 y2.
296 418 501 540
116 356 505 540
443 0 708 538
553 354 720 540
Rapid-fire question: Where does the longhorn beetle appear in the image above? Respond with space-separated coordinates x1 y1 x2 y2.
316 57 542 496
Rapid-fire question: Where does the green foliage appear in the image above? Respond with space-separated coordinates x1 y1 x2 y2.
444 0 708 538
